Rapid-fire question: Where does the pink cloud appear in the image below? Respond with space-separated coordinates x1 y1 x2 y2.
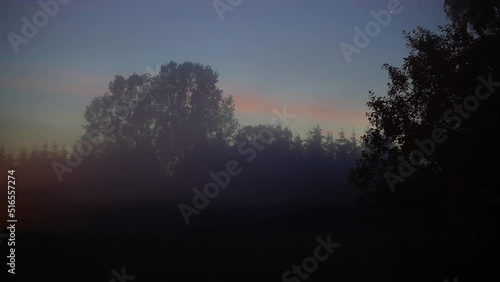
220 81 368 127
232 95 271 114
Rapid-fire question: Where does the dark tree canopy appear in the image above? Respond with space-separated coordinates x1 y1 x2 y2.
350 11 500 192
348 1 500 267
444 0 500 35
83 61 238 174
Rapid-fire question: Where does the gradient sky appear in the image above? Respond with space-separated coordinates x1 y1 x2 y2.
0 0 448 152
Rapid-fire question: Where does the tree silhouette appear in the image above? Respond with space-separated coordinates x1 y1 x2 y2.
83 61 238 174
444 0 500 35
18 148 29 165
350 19 500 193
304 125 324 158
349 4 500 279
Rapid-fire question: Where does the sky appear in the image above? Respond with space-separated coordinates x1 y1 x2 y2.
0 0 448 152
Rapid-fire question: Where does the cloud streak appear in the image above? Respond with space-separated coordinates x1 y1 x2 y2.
0 64 368 132
0 66 110 97
224 82 368 128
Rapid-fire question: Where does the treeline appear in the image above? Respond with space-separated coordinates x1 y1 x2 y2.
0 142 69 185
0 125 361 191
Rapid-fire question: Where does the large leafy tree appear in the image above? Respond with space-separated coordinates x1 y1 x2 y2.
83 61 238 174
350 19 500 193
349 3 500 275
444 0 500 35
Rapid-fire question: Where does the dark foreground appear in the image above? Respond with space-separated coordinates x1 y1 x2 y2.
1 182 498 282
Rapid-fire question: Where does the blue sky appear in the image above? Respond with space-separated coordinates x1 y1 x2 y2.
0 0 448 152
